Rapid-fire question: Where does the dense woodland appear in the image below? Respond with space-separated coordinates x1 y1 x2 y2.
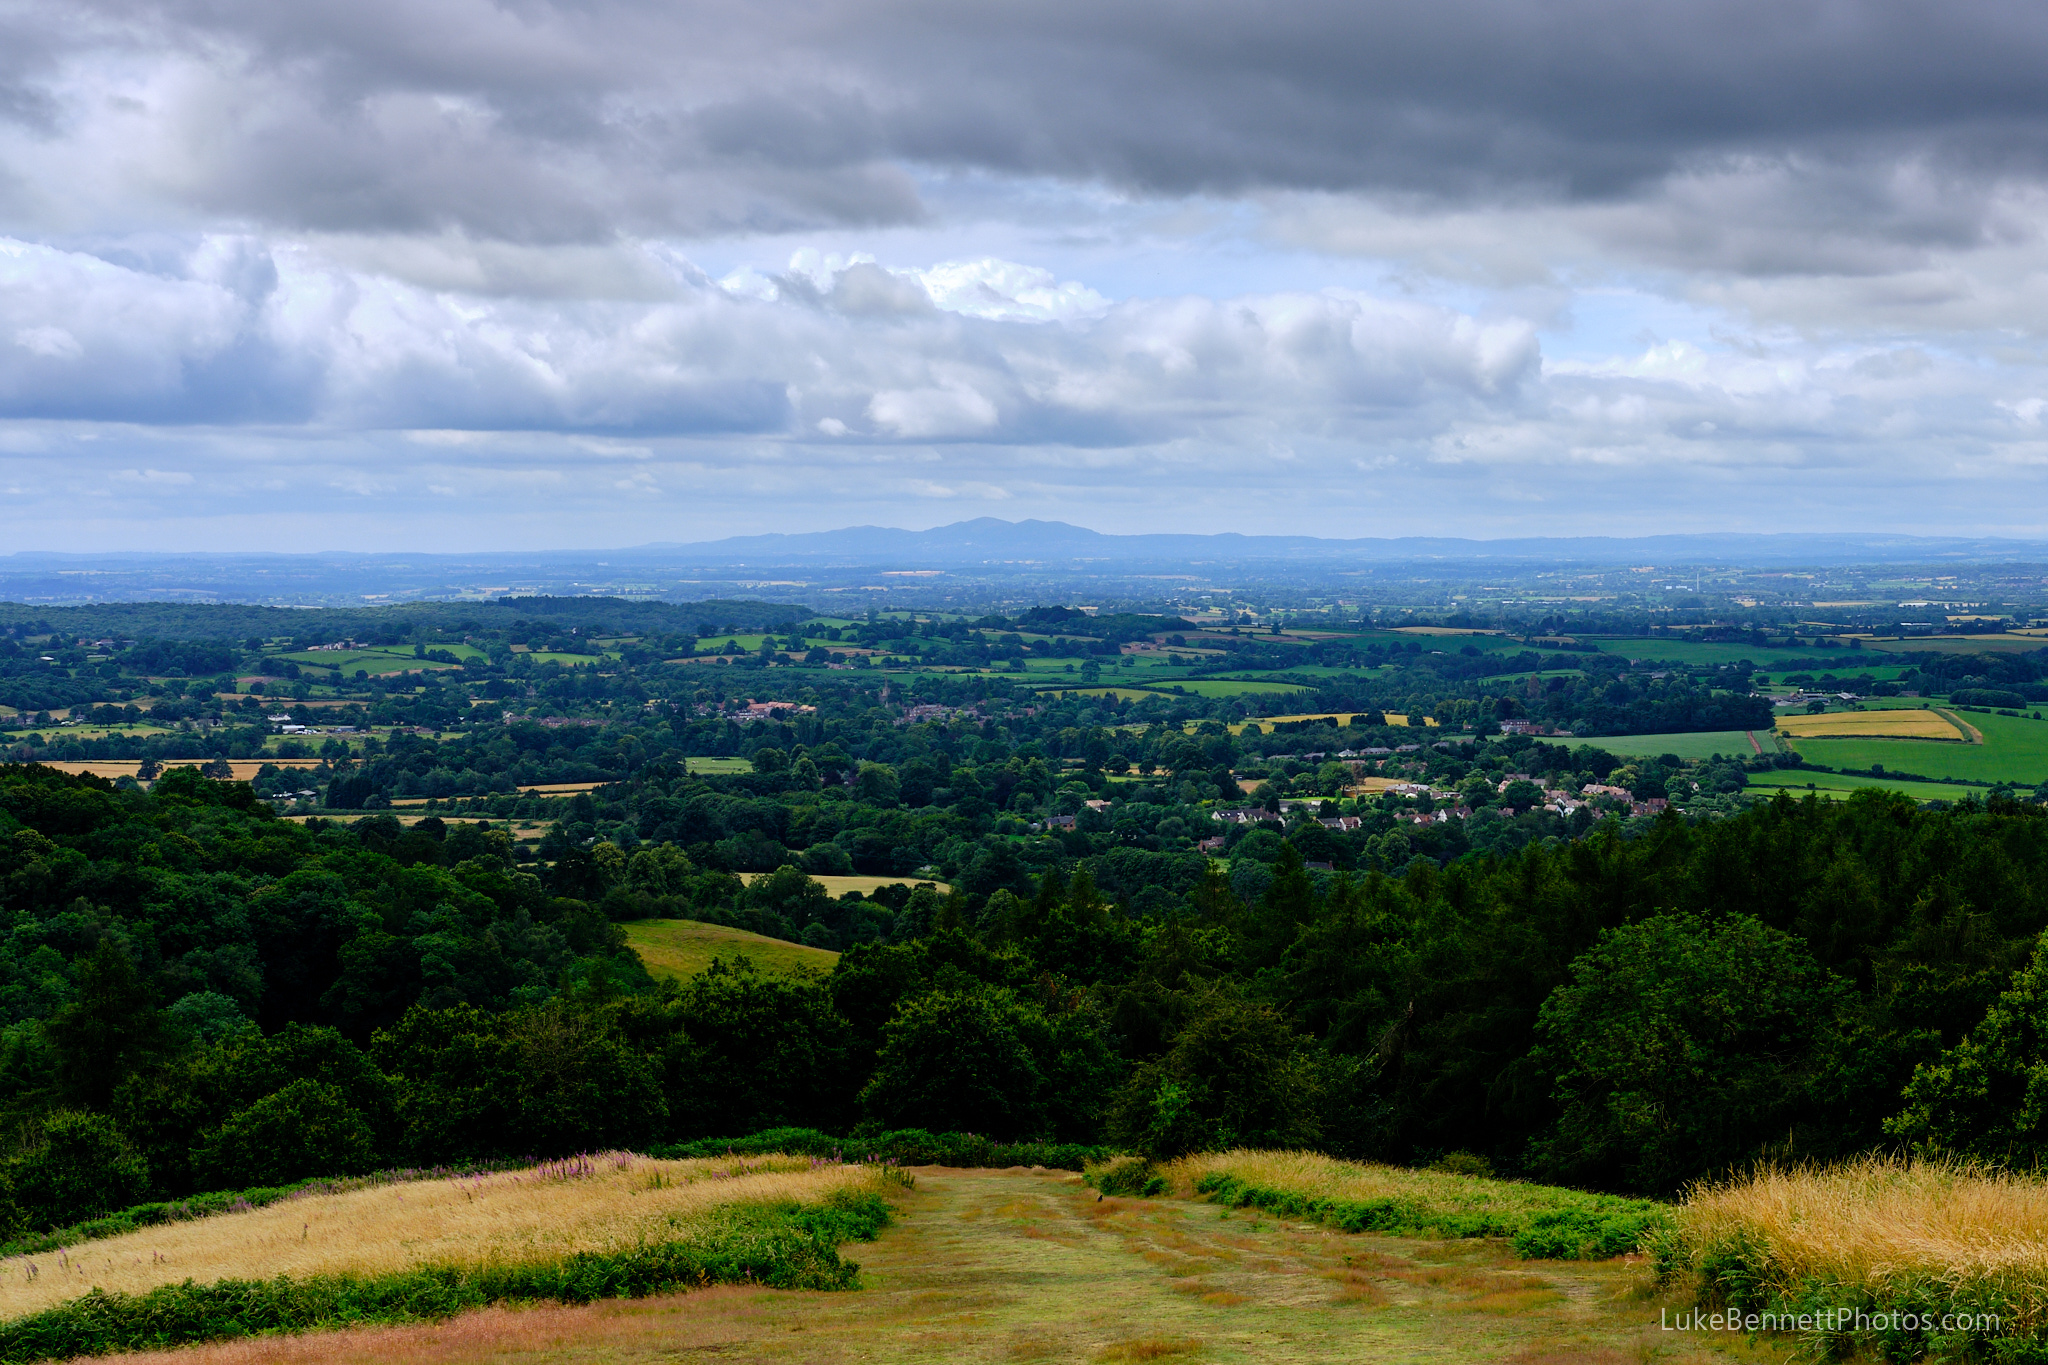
3 757 2048 1236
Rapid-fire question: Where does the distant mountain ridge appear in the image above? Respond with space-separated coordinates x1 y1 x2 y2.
635 519 2048 566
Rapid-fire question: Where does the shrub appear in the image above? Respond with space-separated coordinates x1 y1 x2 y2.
1087 1157 1166 1198
193 1079 378 1189
1172 1150 1666 1261
0 1111 150 1233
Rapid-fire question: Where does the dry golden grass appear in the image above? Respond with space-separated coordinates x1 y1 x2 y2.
0 1154 887 1318
1776 709 1966 740
1677 1155 2048 1328
1163 1150 1521 1211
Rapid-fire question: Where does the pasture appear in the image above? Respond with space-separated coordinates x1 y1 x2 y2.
1786 708 2048 784
275 649 468 676
1858 633 2048 654
1776 707 1969 740
1586 637 1900 667
684 757 753 775
1746 770 1992 803
1572 730 1763 760
1151 678 1313 699
622 919 839 981
1035 687 1173 702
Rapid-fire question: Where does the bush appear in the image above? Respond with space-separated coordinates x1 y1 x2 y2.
1087 1157 1166 1198
1177 1151 1666 1261
193 1080 378 1189
0 1111 149 1233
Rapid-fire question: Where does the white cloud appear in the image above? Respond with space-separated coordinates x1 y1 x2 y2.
911 258 1109 323
868 383 1000 438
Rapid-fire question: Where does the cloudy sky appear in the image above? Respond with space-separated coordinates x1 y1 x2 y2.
5 0 2048 550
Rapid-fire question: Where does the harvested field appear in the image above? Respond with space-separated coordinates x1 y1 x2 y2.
35 759 326 781
1776 708 1969 740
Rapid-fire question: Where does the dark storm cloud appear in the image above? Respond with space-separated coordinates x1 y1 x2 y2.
10 0 2048 241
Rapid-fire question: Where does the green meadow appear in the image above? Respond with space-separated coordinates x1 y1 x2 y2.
1746 769 1993 803
1786 707 2048 785
622 919 839 981
1587 637 1902 668
1576 730 1764 760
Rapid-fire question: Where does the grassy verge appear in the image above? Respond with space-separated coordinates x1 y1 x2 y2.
654 1127 1113 1172
1657 1156 2045 1362
1166 1150 1668 1260
0 1190 893 1363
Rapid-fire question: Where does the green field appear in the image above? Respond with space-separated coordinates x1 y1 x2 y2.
1785 708 2048 785
1037 687 1175 702
1588 638 1901 667
622 919 838 981
1575 730 1765 759
520 650 618 666
1171 678 1317 698
1746 769 1993 803
275 649 463 676
683 756 753 774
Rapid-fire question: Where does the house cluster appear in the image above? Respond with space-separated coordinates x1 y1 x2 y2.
1498 719 1570 736
1772 691 1861 707
895 702 988 726
307 640 361 652
1397 806 1473 826
265 715 359 735
693 699 820 724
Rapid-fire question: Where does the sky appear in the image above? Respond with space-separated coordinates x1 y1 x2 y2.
5 0 2048 551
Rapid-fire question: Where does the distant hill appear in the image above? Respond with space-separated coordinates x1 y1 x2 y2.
0 596 802 640
640 519 2048 567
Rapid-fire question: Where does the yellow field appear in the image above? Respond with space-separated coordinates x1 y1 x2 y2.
0 1155 885 1319
736 873 950 897
623 919 838 981
1776 709 1969 741
34 759 327 781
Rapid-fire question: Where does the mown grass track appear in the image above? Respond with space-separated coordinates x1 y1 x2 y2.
101 1167 1787 1365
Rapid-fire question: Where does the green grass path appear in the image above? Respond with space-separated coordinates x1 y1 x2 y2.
167 1167 1779 1365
